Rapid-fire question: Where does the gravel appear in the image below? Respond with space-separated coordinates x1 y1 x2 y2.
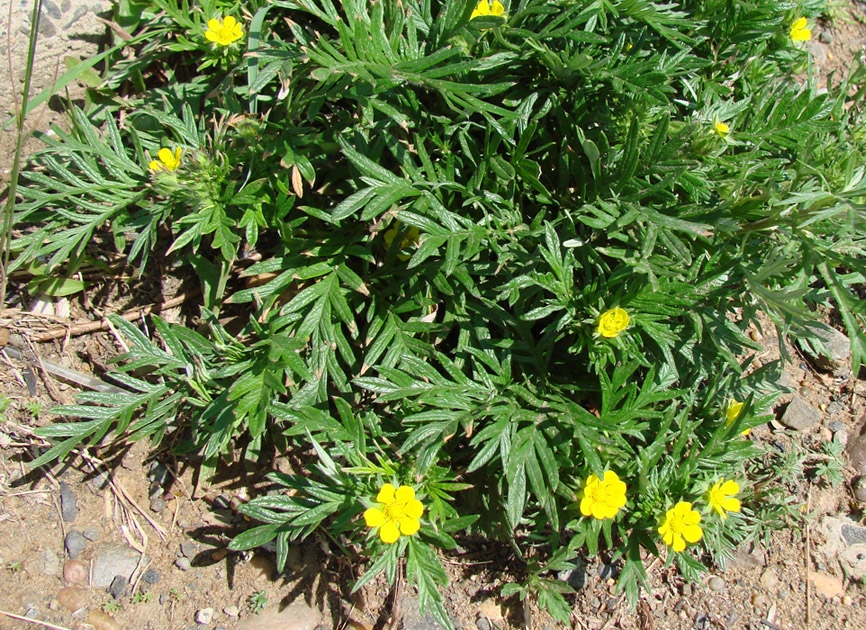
175 557 192 571
59 482 77 522
142 569 161 584
64 531 87 559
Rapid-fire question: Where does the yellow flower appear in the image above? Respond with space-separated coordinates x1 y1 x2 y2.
149 147 182 173
790 17 811 42
658 501 703 552
714 120 729 137
726 399 749 436
363 484 424 544
580 470 627 520
383 223 421 261
597 307 629 338
205 15 244 47
707 479 741 519
470 0 506 20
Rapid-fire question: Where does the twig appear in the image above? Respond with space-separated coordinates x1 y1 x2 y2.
2 345 126 394
805 484 812 627
0 609 75 630
0 348 27 387
387 560 404 630
33 291 197 342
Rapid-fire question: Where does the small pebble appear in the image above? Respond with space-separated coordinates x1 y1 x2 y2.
109 575 127 599
59 482 77 522
65 531 87 559
149 461 170 485
213 494 231 510
39 548 60 576
223 605 239 617
476 617 491 630
180 541 197 559
752 593 768 608
82 527 101 542
150 497 167 513
843 595 853 605
90 472 109 490
708 576 724 592
682 583 692 597
159 594 168 605
195 608 214 624
175 556 192 571
142 569 160 584
63 559 87 585
853 477 866 503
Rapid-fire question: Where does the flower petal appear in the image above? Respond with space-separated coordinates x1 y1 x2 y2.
376 484 396 504
672 533 686 552
720 480 739 495
157 148 174 163
721 497 741 513
207 19 221 32
395 485 415 504
491 0 505 15
793 17 808 30
379 521 400 544
149 160 162 172
580 497 593 517
223 15 236 29
364 507 385 527
399 517 420 536
405 499 424 520
682 524 703 544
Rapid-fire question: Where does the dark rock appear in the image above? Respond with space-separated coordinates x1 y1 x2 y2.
149 461 170 485
142 569 160 584
213 494 231 510
853 477 866 503
59 482 77 522
64 531 87 559
780 397 820 431
109 575 127 599
841 524 866 546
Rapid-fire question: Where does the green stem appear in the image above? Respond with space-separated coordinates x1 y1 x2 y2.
1 0 43 307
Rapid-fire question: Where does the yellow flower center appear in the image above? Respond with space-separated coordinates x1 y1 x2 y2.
382 501 404 522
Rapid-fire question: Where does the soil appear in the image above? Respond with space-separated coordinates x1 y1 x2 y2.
2 4 866 630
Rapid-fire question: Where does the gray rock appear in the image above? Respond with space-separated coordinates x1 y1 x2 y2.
476 618 490 630
829 421 846 433
819 30 833 44
180 541 197 559
42 0 61 18
803 41 828 66
91 544 144 588
150 497 167 513
800 324 851 375
160 593 168 605
59 482 77 522
780 397 820 431
63 5 87 29
39 548 60 576
64 531 87 559
842 524 866 546
853 477 866 503
82 527 100 542
708 576 724 592
235 601 322 630
60 0 70 11
149 461 170 485
196 608 214 624
109 575 127 599
213 494 231 510
142 569 160 584
36 16 56 38
90 472 109 490
175 557 191 571
400 595 443 630
847 416 866 475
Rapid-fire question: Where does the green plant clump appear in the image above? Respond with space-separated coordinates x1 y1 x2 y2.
8 0 866 626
